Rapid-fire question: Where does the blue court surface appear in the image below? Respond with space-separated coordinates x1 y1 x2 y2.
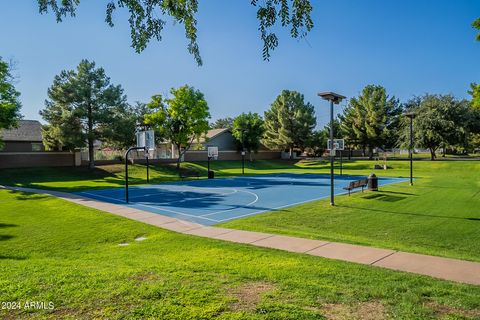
77 174 408 225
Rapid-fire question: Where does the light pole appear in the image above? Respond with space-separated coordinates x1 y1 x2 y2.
318 92 346 206
404 112 416 186
241 129 246 175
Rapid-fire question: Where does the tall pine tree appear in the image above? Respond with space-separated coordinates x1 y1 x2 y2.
341 85 402 158
263 90 316 158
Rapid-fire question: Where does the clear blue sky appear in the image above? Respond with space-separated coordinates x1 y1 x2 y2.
1 1 480 127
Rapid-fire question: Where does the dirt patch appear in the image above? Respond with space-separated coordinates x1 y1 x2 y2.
129 271 163 283
228 281 275 311
323 301 386 320
426 301 480 318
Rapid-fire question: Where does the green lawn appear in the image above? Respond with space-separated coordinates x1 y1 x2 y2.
1 159 479 263
221 160 480 262
1 189 480 319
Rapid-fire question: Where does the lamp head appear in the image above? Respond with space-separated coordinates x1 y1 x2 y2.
318 92 346 104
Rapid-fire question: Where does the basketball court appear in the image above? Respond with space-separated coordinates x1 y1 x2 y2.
77 174 408 225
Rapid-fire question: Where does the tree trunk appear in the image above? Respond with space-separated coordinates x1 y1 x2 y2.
429 148 436 161
175 144 181 170
87 104 95 169
289 147 293 160
368 146 373 160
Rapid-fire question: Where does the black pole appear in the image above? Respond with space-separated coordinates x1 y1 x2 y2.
340 151 343 176
330 100 334 206
146 154 149 183
125 146 148 203
409 116 413 186
241 130 245 175
125 151 129 203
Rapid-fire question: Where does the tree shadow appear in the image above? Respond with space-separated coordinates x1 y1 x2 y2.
362 193 406 202
0 223 17 229
0 255 26 260
337 204 480 222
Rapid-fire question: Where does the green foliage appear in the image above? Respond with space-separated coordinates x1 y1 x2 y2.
340 85 402 156
263 90 316 158
398 94 472 160
232 112 265 157
37 0 313 65
210 117 234 129
40 59 127 168
99 102 150 149
468 82 480 109
473 18 480 41
0 57 22 149
144 85 210 168
305 130 327 157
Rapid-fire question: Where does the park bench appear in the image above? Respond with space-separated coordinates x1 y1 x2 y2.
343 178 369 195
179 170 201 180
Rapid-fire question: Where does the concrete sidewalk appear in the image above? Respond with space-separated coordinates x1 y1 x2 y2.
3 185 480 286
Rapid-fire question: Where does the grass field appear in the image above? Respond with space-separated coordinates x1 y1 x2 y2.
1 159 479 263
220 160 480 262
1 188 480 319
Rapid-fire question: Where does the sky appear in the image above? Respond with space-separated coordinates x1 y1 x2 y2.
1 1 480 127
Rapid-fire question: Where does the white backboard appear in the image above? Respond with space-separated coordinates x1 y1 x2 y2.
136 130 155 151
207 146 219 159
327 139 345 150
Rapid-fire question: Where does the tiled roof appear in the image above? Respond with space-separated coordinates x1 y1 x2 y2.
0 120 43 142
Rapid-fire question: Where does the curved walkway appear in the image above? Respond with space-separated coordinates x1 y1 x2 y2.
3 185 480 286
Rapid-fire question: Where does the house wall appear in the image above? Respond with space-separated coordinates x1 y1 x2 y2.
184 150 281 161
0 152 76 169
205 131 237 150
1 141 45 152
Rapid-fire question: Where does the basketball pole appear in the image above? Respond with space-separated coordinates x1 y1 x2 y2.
329 100 334 206
124 146 147 203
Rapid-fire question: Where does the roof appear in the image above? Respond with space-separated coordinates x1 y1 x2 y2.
198 128 231 143
0 120 43 142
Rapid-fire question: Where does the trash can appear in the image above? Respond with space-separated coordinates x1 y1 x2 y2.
368 173 378 191
208 170 215 179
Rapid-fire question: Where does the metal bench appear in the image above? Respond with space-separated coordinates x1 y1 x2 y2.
343 178 369 195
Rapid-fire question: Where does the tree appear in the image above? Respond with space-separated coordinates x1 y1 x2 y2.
468 83 480 109
263 90 316 159
40 59 127 168
210 117 234 129
37 0 313 65
473 18 480 41
305 129 327 157
99 102 151 149
144 85 210 169
398 95 466 160
232 112 265 160
0 57 22 149
340 85 402 158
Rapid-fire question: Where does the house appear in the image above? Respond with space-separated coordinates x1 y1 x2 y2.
195 128 238 150
0 120 44 152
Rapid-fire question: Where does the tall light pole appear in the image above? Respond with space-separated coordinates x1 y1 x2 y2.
241 129 246 175
318 92 346 206
404 112 416 186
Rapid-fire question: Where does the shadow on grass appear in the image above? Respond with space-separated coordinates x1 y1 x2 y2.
362 194 406 202
0 164 189 193
338 204 480 222
0 223 17 229
0 255 26 260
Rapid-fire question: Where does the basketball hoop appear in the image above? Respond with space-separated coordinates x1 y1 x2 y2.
207 146 219 160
